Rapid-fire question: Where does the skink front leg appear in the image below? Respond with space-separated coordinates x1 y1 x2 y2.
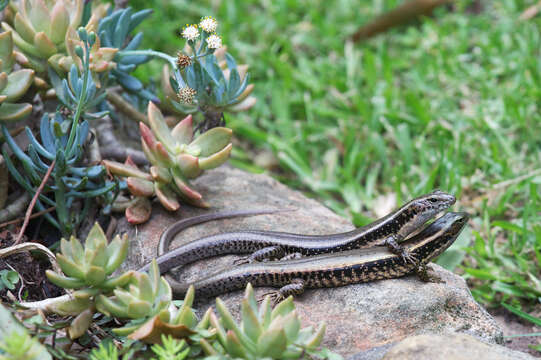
384 234 418 265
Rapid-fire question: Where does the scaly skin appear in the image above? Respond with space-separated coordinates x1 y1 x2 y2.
170 212 469 300
138 191 456 276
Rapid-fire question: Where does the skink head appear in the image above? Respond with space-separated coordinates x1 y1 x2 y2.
397 190 456 237
414 190 456 212
409 211 469 262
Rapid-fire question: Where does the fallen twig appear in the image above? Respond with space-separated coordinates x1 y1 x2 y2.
0 192 31 223
95 116 149 166
0 206 56 230
0 241 61 275
15 160 55 245
106 91 148 124
351 0 453 41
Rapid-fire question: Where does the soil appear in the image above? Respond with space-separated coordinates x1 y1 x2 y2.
0 229 63 303
490 307 541 358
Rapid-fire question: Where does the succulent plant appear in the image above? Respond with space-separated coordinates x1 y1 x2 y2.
205 284 328 359
95 260 211 343
45 222 130 290
156 17 256 131
167 46 256 116
104 102 232 223
1 0 84 63
98 7 157 102
0 30 34 122
48 25 118 79
41 222 132 338
1 30 116 236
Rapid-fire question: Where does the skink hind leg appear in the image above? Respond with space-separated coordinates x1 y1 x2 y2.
233 246 286 265
416 264 444 283
384 235 418 265
258 278 305 305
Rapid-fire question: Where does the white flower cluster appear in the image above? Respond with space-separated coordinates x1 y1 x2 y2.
181 24 199 41
206 34 222 49
180 17 223 50
199 16 218 33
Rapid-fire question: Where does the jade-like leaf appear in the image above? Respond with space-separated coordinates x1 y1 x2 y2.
49 2 70 44
279 311 301 342
125 196 152 224
84 265 106 286
216 298 256 353
225 331 246 358
68 309 93 339
173 303 197 329
103 160 152 180
154 142 172 166
271 296 295 320
0 32 14 72
85 222 108 252
305 322 326 349
101 270 135 290
234 84 255 103
104 234 129 274
51 297 92 317
13 13 36 45
95 294 129 318
69 236 84 264
176 154 201 179
186 127 232 157
56 253 85 279
59 238 74 261
45 270 86 289
1 22 41 59
241 297 262 343
27 0 51 34
198 143 232 170
137 273 154 304
147 102 175 151
154 183 180 211
127 315 195 343
171 114 193 145
127 300 152 319
257 328 287 358
33 32 57 58
0 102 32 121
150 165 171 183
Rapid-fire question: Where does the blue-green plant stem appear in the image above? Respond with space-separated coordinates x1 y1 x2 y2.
65 41 91 158
119 49 176 68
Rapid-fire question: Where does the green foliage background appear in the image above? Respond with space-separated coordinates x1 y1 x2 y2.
130 0 541 307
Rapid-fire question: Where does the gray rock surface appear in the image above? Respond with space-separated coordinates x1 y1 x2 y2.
119 166 505 358
379 333 536 360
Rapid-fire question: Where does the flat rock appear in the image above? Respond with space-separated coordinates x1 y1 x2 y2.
378 333 536 360
119 166 504 358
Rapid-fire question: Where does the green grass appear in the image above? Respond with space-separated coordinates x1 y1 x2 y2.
131 0 541 307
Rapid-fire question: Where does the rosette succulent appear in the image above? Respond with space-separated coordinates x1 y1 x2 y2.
45 222 130 291
1 0 84 62
95 261 211 344
0 30 34 121
43 222 133 338
104 102 232 223
205 284 329 359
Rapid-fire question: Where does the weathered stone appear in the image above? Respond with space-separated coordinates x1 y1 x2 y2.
119 166 504 358
379 333 536 360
